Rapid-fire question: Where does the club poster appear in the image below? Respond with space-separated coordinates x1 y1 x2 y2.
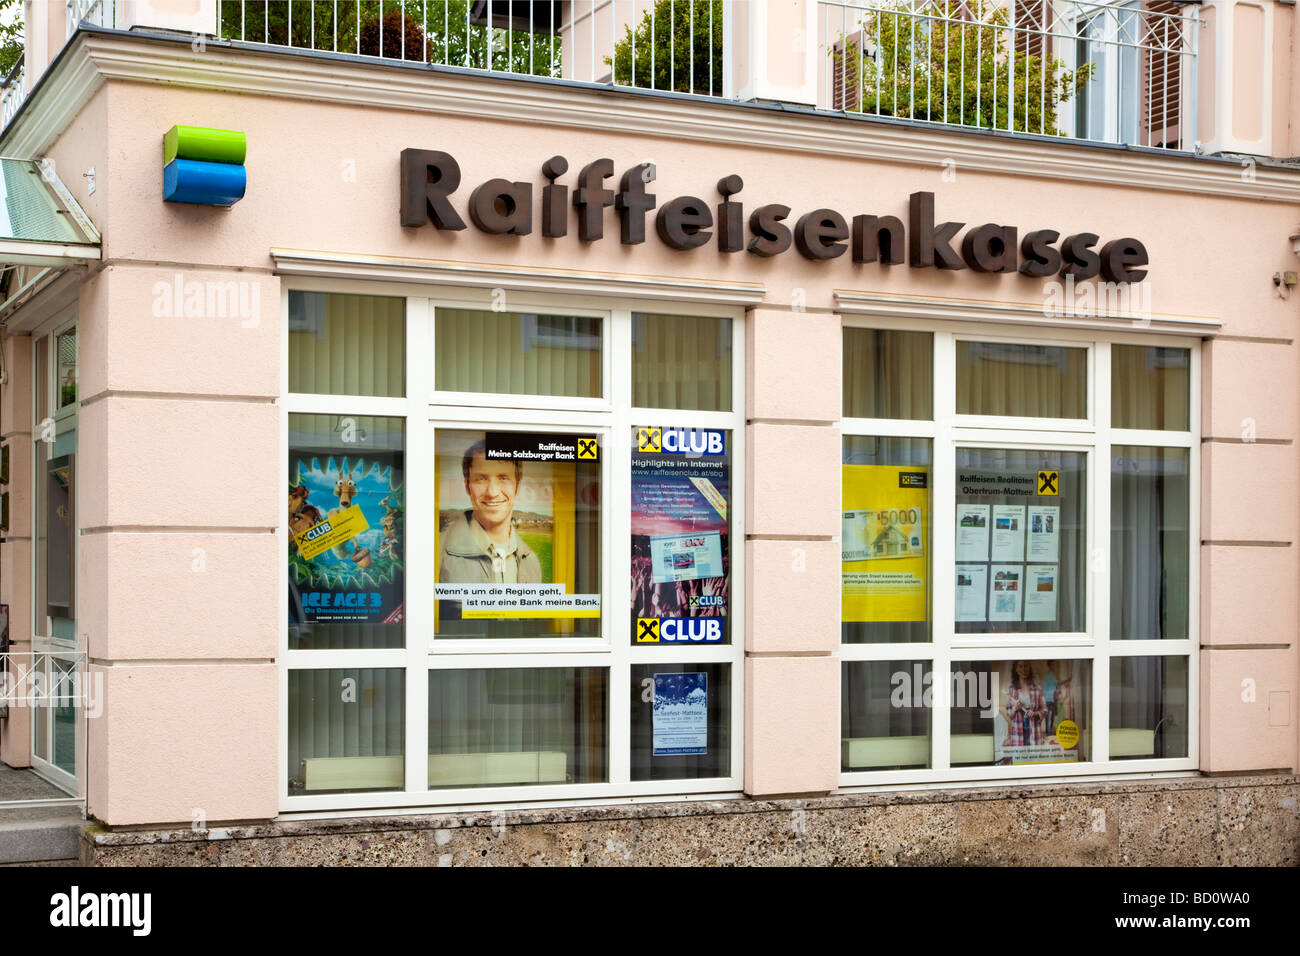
993 659 1085 765
632 428 730 638
289 455 404 625
652 672 708 756
842 464 928 623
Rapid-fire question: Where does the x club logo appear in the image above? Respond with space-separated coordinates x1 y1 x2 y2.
637 427 662 453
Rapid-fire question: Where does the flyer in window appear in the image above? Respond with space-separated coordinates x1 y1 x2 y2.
289 455 405 625
1027 505 1060 562
1023 564 1059 623
632 428 730 640
434 431 601 621
955 504 991 561
652 672 708 756
990 504 1026 562
842 465 928 623
988 564 1023 622
993 659 1084 765
955 563 989 622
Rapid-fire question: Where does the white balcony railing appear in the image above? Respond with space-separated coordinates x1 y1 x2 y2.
0 55 24 128
820 0 1198 149
216 0 727 96
18 0 1198 152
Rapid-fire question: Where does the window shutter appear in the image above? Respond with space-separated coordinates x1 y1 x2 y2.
832 31 864 111
1142 0 1183 146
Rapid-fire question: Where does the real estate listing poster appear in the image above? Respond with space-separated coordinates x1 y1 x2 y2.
955 504 990 561
842 464 928 623
1027 505 1060 562
955 563 989 622
1023 564 1059 623
988 564 1024 622
990 505 1026 562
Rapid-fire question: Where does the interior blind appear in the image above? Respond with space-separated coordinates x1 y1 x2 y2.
288 291 405 397
435 309 601 398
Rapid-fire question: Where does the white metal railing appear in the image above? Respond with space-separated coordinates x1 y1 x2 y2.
819 0 1199 149
0 54 23 128
0 650 89 809
67 0 119 38
216 0 727 95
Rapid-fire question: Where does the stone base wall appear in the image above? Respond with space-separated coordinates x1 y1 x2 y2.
80 774 1300 867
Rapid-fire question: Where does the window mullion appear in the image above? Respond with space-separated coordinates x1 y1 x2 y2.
607 307 633 786
404 296 433 794
931 331 957 772
1092 341 1112 763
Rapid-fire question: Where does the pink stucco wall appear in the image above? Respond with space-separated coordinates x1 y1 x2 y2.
0 27 1296 822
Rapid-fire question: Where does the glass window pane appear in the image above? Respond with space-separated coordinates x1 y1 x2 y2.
955 448 1086 633
33 656 49 762
1111 446 1189 639
842 661 931 770
435 309 601 398
632 313 731 411
950 659 1092 766
288 668 405 795
1110 656 1189 759
1112 345 1189 430
956 341 1087 418
428 668 607 788
288 414 405 650
288 291 405 397
435 429 601 639
56 329 77 409
631 426 732 646
843 328 933 420
842 436 931 644
53 658 76 775
631 663 730 780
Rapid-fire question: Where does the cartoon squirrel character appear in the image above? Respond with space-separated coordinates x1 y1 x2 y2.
330 470 372 568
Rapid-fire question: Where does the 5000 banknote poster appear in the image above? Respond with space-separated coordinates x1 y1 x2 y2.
842 465 928 623
289 455 404 626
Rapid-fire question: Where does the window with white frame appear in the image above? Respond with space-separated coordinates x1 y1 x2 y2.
840 323 1196 783
282 285 744 810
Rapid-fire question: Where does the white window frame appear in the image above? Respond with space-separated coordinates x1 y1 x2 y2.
840 316 1200 789
29 308 81 794
280 279 746 813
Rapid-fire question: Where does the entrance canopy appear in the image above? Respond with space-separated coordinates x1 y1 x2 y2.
0 157 100 316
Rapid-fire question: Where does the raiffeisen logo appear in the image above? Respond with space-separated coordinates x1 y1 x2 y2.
636 617 723 643
49 886 151 936
639 427 725 456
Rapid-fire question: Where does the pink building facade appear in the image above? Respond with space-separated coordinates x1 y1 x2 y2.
0 0 1296 864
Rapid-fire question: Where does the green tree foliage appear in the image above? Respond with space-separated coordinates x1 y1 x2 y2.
608 0 724 95
833 0 1092 135
218 0 560 75
0 0 24 79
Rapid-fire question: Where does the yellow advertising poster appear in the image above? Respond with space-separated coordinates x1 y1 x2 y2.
294 504 370 562
842 464 928 623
